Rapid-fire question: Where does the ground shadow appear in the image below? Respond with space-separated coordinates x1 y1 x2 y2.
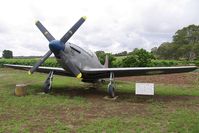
29 84 199 103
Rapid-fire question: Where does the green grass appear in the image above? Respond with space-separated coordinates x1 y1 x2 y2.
78 109 199 133
1 68 199 132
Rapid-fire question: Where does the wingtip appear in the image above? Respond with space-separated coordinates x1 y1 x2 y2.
76 73 82 79
28 71 32 75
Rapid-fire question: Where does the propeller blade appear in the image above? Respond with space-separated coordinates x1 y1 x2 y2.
29 50 52 74
35 21 55 42
66 60 82 79
60 51 82 78
60 16 87 44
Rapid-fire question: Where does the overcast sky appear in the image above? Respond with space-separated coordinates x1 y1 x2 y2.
0 0 198 56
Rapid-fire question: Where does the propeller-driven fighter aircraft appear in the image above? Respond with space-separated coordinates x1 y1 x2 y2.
5 16 197 97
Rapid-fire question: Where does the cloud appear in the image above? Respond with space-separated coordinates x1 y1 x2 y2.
0 0 198 56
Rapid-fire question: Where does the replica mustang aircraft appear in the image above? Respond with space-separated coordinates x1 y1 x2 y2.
5 16 197 97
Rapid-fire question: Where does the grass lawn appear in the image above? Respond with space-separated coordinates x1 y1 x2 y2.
0 68 199 133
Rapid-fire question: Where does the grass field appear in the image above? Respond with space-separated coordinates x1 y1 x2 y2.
1 68 199 132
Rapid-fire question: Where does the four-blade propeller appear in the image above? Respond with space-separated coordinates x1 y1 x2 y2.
29 16 87 79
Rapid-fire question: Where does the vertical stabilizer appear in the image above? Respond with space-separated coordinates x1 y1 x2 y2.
104 55 109 68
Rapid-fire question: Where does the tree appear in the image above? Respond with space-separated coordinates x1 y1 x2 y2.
173 25 199 45
155 24 199 61
114 51 127 56
156 42 178 59
2 50 13 59
151 47 158 54
123 48 154 67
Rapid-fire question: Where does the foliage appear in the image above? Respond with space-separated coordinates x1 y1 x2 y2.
0 57 197 70
95 51 105 64
95 51 116 67
173 25 199 44
151 60 187 67
0 58 60 67
153 25 199 61
112 57 124 67
114 51 128 56
2 50 13 59
122 48 155 67
155 42 177 60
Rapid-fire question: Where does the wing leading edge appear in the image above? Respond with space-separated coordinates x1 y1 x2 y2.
82 66 197 79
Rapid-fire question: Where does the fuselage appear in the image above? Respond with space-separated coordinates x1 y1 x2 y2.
56 42 103 75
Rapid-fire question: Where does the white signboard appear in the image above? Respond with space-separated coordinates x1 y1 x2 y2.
135 83 154 95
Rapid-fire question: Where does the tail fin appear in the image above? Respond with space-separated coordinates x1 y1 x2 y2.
104 55 109 68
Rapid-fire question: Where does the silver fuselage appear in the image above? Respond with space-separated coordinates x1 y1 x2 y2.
56 42 103 74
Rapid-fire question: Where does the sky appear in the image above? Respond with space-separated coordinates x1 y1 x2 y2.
0 0 198 56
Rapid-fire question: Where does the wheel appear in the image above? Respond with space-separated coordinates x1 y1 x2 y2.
43 71 53 93
43 83 51 93
108 84 115 98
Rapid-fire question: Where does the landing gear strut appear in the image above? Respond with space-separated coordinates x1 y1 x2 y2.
107 72 116 98
43 71 54 93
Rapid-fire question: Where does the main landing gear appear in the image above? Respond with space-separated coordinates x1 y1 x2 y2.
107 72 116 98
43 71 54 93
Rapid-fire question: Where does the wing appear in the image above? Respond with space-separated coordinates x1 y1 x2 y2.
4 64 197 79
82 66 197 79
4 64 74 77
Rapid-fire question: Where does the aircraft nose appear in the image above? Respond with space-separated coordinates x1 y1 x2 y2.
49 40 65 54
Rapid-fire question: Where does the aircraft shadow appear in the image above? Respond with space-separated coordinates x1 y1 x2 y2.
29 84 199 103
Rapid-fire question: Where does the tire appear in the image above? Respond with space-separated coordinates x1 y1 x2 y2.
43 83 51 93
108 84 115 98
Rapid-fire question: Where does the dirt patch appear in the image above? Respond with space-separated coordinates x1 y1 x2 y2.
33 94 199 131
36 98 150 130
116 72 199 85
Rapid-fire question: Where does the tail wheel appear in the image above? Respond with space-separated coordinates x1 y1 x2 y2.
108 84 115 98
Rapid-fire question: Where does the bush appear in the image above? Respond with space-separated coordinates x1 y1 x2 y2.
122 49 154 67
95 52 116 67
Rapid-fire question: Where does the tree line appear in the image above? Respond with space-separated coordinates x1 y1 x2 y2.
151 25 199 61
